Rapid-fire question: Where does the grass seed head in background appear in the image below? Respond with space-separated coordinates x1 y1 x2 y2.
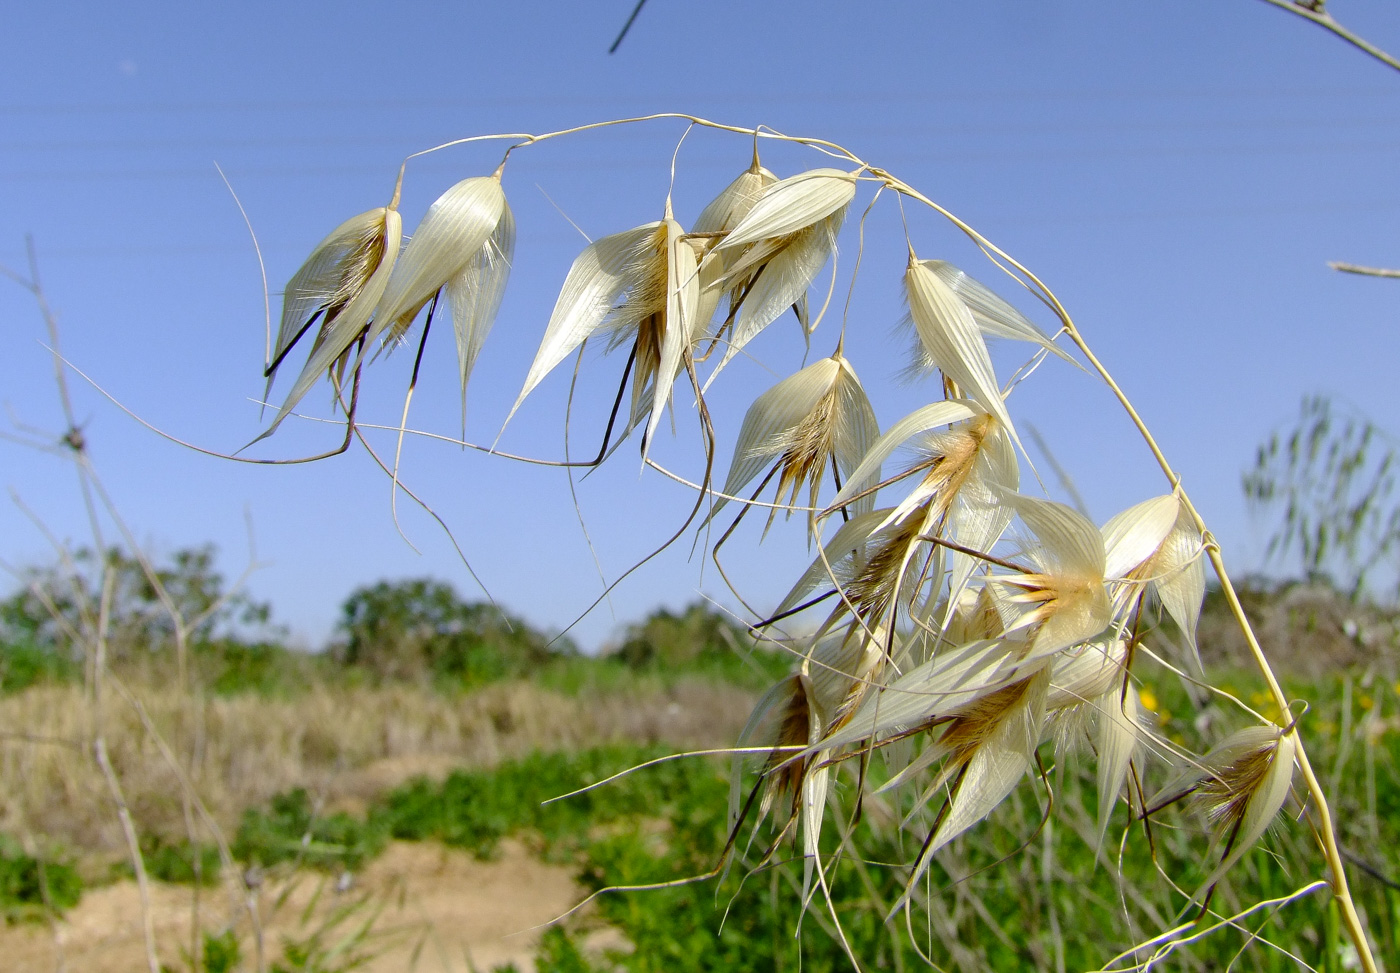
236 116 1376 972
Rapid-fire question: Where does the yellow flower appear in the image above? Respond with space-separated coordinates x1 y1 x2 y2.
1138 685 1159 713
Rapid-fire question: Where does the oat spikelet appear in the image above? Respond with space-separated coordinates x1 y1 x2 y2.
692 156 779 327
704 168 857 382
713 352 879 536
507 211 698 456
1153 725 1299 901
991 493 1111 660
255 203 402 444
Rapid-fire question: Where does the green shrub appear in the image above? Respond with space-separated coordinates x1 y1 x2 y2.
141 837 221 885
0 636 77 692
234 789 386 872
332 578 571 687
199 929 242 973
0 835 81 918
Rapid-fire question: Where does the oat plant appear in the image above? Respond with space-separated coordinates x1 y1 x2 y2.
245 116 1379 971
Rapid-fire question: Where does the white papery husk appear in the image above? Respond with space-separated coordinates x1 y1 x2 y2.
445 201 516 412
829 403 1019 615
904 255 1015 440
993 493 1111 661
923 260 1076 365
1099 495 1206 663
704 168 857 383
889 666 1051 916
1148 506 1208 657
256 205 402 443
1044 638 1141 857
709 353 880 530
1091 685 1142 855
367 175 510 354
691 160 778 327
729 626 884 892
1152 725 1298 902
506 216 698 457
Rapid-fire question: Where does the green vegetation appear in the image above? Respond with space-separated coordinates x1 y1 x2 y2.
6 543 1400 967
139 837 222 886
234 788 386 873
0 836 80 920
0 547 785 696
376 745 710 860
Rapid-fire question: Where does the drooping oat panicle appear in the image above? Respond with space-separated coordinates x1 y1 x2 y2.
992 493 1111 660
255 204 402 443
904 253 1016 438
505 213 698 456
711 352 879 533
923 260 1076 364
703 168 857 382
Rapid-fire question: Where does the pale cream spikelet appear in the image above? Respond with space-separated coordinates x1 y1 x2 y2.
691 152 778 329
887 667 1051 917
991 493 1112 661
921 260 1075 364
364 173 514 404
769 406 1012 659
711 351 879 535
704 167 858 382
904 252 1016 439
506 206 698 457
255 202 402 444
828 402 1019 615
1152 724 1298 900
1100 494 1208 656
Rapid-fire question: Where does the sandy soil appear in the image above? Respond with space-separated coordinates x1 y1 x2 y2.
1 840 592 973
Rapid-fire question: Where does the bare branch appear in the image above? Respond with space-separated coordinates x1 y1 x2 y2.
1330 261 1400 279
1257 0 1400 74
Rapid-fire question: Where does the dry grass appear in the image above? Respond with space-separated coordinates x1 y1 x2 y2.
3 839 582 973
0 678 756 855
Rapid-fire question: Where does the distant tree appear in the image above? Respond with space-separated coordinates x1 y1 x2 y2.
612 603 744 669
332 578 566 684
0 544 273 671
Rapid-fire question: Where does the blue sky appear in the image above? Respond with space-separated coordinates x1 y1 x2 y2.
3 1 1400 649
